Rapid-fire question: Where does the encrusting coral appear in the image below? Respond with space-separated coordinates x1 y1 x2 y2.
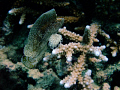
43 23 109 89
0 45 66 90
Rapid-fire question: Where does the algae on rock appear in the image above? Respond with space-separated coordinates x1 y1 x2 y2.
22 9 64 68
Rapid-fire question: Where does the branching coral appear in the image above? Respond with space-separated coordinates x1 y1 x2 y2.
8 7 39 25
7 0 70 25
43 23 109 89
1 0 120 90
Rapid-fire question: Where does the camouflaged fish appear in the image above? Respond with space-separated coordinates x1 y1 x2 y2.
21 9 64 68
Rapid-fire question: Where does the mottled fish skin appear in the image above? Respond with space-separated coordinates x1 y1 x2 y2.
24 9 56 58
22 9 64 68
21 56 38 68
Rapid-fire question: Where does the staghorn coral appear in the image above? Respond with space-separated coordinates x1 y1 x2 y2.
1 0 120 90
43 23 110 89
109 31 120 57
1 0 84 43
102 83 110 90
95 61 120 84
8 7 40 25
31 0 70 7
58 16 80 23
100 23 120 57
114 86 120 90
110 43 119 57
6 0 70 26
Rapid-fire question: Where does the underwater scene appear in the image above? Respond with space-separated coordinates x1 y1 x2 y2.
0 0 120 90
